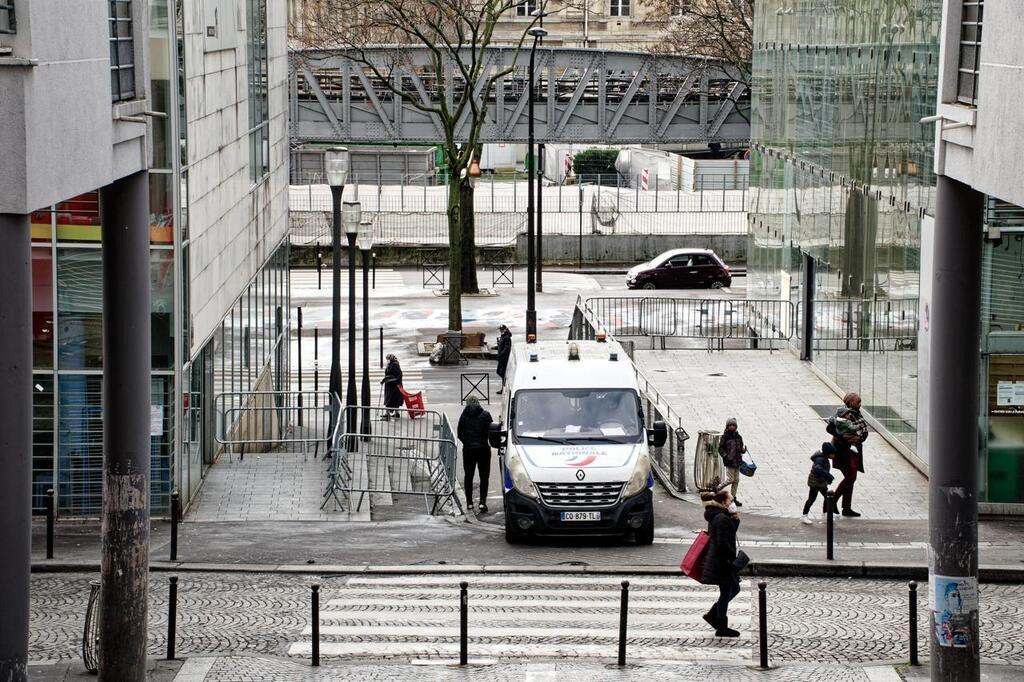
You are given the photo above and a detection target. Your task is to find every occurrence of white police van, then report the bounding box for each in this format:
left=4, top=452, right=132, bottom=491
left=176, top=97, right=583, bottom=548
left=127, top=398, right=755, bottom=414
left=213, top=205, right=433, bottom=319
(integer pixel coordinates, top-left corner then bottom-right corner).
left=488, top=336, right=667, bottom=544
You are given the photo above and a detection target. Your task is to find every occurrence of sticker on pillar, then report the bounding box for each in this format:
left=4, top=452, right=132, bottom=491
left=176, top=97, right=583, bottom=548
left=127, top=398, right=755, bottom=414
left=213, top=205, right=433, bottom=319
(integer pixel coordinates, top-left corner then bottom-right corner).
left=930, top=574, right=978, bottom=648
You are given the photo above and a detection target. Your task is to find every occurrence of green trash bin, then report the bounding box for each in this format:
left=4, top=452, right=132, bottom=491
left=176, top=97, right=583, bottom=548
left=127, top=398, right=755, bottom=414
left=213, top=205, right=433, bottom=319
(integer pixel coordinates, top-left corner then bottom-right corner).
left=987, top=444, right=1022, bottom=503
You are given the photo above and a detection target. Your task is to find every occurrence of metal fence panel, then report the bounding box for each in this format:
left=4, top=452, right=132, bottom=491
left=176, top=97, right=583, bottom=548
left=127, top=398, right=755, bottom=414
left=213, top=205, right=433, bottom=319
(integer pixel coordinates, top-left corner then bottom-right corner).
left=323, top=406, right=461, bottom=516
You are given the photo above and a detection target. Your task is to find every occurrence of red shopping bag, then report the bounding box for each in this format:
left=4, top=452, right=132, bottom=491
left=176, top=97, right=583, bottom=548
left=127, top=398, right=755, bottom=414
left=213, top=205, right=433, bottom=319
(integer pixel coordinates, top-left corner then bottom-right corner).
left=680, top=530, right=710, bottom=583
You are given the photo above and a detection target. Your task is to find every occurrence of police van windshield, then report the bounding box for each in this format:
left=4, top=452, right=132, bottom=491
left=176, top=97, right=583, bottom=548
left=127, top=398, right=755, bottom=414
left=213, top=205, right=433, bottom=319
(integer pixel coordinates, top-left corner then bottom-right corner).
left=512, top=389, right=643, bottom=443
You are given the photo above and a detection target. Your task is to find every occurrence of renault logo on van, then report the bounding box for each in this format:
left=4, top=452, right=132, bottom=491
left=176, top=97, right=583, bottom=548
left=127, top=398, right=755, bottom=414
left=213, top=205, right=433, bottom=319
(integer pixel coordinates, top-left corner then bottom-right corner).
left=575, top=469, right=586, bottom=481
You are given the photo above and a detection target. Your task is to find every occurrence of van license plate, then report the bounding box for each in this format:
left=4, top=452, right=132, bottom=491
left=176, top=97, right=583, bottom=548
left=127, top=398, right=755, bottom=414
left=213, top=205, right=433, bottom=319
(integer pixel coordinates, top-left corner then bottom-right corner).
left=561, top=511, right=601, bottom=521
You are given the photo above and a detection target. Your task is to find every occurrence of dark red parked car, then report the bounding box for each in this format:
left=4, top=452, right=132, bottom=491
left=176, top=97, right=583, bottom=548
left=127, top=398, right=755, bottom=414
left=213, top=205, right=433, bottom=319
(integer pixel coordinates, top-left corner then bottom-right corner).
left=626, top=248, right=732, bottom=289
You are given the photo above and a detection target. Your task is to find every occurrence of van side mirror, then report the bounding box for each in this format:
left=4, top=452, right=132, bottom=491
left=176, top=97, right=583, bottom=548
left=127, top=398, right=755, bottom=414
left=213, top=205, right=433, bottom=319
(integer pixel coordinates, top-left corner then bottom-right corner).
left=488, top=423, right=508, bottom=450
left=647, top=420, right=667, bottom=448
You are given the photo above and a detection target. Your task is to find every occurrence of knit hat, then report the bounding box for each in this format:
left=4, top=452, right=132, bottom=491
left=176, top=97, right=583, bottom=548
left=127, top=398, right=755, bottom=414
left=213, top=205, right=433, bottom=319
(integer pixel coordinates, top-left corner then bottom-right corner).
left=465, top=396, right=480, bottom=407
left=725, top=417, right=738, bottom=429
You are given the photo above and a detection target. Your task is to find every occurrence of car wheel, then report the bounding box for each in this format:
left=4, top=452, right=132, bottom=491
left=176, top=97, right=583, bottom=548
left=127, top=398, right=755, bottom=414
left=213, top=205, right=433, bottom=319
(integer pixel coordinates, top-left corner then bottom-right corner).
left=709, top=279, right=726, bottom=289
left=641, top=282, right=657, bottom=290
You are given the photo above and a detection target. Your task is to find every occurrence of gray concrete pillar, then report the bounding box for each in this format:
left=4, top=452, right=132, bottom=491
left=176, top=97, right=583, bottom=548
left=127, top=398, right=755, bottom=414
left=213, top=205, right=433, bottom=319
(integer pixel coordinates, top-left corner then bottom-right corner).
left=98, top=171, right=152, bottom=681
left=0, top=213, right=32, bottom=682
left=928, top=174, right=983, bottom=681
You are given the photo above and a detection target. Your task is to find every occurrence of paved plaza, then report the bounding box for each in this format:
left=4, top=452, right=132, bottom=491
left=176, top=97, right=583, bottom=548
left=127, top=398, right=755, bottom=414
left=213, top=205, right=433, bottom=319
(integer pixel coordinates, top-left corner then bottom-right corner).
left=633, top=350, right=928, bottom=521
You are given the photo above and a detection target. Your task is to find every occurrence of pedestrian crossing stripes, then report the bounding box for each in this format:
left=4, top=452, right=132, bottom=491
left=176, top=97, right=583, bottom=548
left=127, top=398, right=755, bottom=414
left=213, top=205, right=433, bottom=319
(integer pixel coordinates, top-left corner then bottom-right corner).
left=287, top=574, right=753, bottom=662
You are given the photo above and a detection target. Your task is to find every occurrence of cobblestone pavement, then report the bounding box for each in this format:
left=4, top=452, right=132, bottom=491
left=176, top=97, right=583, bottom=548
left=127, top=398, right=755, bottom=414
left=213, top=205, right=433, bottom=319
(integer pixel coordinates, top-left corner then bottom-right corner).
left=633, top=351, right=928, bottom=520
left=29, top=573, right=1024, bottom=668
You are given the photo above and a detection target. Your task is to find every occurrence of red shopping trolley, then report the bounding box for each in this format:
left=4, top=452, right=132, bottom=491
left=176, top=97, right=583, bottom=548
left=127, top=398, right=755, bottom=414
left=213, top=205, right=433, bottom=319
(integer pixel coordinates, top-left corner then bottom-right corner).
left=398, top=386, right=426, bottom=418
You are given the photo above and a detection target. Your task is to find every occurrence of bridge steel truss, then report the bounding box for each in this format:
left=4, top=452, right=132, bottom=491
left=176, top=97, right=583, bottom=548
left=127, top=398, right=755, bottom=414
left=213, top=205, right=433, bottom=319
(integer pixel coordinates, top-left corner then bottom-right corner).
left=289, top=46, right=750, bottom=145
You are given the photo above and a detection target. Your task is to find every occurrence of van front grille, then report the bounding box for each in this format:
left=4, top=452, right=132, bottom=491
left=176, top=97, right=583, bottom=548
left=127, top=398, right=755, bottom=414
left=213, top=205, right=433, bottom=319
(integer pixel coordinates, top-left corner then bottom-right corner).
left=536, top=481, right=624, bottom=508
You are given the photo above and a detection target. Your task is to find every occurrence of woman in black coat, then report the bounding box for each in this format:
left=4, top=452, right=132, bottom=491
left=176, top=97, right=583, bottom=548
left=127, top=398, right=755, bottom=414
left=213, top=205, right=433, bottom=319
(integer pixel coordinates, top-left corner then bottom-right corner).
left=380, top=354, right=404, bottom=419
left=701, top=488, right=741, bottom=637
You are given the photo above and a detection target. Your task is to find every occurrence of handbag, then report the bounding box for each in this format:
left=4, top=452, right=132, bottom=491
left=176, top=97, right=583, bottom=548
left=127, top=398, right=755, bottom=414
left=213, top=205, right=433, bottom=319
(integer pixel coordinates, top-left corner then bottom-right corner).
left=680, top=530, right=710, bottom=583
left=739, top=452, right=757, bottom=477
left=733, top=549, right=750, bottom=572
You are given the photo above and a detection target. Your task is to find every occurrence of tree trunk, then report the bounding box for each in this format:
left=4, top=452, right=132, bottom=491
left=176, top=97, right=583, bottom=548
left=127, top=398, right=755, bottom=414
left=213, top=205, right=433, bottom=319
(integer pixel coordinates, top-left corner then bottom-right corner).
left=447, top=178, right=463, bottom=331
left=460, top=178, right=479, bottom=294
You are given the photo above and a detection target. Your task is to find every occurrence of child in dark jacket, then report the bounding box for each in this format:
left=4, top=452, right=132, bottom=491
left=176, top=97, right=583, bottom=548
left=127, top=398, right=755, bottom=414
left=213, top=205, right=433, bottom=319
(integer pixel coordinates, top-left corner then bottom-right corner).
left=801, top=442, right=836, bottom=525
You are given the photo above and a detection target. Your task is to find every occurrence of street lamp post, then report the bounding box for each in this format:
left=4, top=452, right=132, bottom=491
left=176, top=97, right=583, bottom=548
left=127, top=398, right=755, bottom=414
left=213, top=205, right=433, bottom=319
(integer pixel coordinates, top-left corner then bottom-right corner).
left=525, top=26, right=547, bottom=339
left=342, top=201, right=362, bottom=447
left=357, top=222, right=374, bottom=439
left=325, top=148, right=349, bottom=438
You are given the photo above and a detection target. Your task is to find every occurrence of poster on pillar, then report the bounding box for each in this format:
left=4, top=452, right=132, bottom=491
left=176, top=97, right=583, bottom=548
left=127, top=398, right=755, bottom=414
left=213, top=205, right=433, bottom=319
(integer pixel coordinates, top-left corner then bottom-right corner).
left=929, top=573, right=978, bottom=648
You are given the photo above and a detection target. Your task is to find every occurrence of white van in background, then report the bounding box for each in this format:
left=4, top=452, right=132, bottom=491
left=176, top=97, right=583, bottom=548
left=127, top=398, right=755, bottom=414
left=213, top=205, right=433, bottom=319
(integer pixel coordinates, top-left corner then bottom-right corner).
left=488, top=337, right=667, bottom=544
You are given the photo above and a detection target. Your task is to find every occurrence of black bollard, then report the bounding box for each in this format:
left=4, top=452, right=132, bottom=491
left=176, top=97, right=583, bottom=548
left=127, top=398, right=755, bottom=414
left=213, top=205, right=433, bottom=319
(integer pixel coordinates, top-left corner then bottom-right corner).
left=459, top=581, right=468, bottom=665
left=167, top=576, right=178, bottom=660
left=314, top=328, right=320, bottom=392
left=617, top=580, right=629, bottom=666
left=45, top=488, right=54, bottom=559
left=379, top=327, right=384, bottom=369
left=311, top=584, right=320, bottom=666
left=372, top=252, right=377, bottom=289
left=909, top=580, right=919, bottom=666
left=758, top=581, right=769, bottom=669
left=825, top=491, right=835, bottom=560
left=170, top=490, right=180, bottom=561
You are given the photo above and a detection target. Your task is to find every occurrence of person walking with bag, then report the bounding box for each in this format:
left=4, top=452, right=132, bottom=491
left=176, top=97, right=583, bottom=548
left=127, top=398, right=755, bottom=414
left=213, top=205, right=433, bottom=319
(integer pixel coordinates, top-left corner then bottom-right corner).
left=827, top=413, right=865, bottom=517
left=718, top=418, right=747, bottom=507
left=701, top=489, right=744, bottom=637
left=380, top=354, right=404, bottom=420
left=457, top=396, right=493, bottom=514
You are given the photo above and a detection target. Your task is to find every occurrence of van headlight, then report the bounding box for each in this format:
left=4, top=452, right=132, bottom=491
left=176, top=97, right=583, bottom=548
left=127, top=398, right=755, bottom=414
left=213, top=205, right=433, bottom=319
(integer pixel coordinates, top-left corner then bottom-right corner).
left=622, top=451, right=652, bottom=498
left=506, top=450, right=538, bottom=499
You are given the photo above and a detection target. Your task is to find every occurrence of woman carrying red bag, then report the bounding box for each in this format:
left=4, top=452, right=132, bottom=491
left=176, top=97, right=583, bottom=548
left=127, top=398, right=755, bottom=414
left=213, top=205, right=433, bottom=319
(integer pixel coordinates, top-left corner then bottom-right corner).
left=700, top=488, right=742, bottom=638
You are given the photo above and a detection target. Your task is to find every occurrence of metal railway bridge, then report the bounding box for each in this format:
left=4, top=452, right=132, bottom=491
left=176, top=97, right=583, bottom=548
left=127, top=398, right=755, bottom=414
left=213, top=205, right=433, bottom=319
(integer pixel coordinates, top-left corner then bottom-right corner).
left=289, top=46, right=750, bottom=145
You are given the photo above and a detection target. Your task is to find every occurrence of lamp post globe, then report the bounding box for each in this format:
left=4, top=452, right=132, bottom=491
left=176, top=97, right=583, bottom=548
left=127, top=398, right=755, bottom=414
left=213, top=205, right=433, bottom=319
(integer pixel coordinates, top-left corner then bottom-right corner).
left=325, top=147, right=349, bottom=187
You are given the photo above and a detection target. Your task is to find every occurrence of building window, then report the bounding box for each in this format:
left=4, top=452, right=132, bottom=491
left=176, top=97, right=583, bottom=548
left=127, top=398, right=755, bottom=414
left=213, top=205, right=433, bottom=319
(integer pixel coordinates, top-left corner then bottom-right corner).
left=515, top=0, right=537, bottom=17
left=0, top=1, right=16, bottom=35
left=610, top=0, right=631, bottom=18
left=672, top=0, right=691, bottom=16
left=246, top=0, right=270, bottom=181
left=109, top=0, right=136, bottom=102
left=957, top=0, right=983, bottom=105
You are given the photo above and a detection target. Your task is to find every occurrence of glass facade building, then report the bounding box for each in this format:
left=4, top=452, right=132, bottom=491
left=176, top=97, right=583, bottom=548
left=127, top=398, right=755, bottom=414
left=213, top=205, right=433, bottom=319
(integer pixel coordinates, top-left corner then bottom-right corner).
left=29, top=0, right=289, bottom=517
left=747, top=0, right=941, bottom=455
left=748, top=0, right=1024, bottom=506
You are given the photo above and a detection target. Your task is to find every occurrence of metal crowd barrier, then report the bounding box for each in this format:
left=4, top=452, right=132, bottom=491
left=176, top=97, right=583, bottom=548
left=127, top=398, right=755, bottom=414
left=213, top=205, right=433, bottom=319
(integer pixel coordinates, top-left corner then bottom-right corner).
left=580, top=296, right=795, bottom=347
left=215, top=390, right=337, bottom=461
left=322, top=406, right=462, bottom=516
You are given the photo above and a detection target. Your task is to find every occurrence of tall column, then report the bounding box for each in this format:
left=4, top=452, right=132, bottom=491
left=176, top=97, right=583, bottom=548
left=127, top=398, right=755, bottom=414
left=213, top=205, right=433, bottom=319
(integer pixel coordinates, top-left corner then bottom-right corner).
left=536, top=143, right=544, bottom=293
left=928, top=175, right=983, bottom=681
left=0, top=213, right=32, bottom=682
left=99, top=171, right=152, bottom=681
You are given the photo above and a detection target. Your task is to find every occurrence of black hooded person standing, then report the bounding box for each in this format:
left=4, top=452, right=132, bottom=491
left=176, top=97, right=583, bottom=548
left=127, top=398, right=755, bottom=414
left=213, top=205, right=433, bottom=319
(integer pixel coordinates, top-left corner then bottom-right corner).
left=495, top=325, right=512, bottom=394
left=457, top=396, right=494, bottom=514
left=701, top=488, right=742, bottom=638
left=380, top=354, right=404, bottom=420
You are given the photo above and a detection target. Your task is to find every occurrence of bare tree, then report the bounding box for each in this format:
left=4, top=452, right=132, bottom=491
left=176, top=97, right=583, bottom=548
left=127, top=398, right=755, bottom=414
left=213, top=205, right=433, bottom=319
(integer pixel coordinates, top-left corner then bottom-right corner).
left=297, top=0, right=543, bottom=333
left=651, top=0, right=754, bottom=92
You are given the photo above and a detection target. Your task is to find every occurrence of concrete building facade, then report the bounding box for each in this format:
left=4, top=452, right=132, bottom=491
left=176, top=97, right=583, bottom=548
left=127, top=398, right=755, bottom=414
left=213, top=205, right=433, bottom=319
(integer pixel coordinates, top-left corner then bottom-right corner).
left=2, top=0, right=290, bottom=522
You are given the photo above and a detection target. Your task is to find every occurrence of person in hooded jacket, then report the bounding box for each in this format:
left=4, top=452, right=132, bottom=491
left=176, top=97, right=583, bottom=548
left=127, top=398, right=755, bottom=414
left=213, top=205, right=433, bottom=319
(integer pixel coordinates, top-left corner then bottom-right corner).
left=801, top=441, right=836, bottom=524
left=717, top=418, right=747, bottom=507
left=457, top=396, right=494, bottom=514
left=701, top=488, right=742, bottom=637
left=495, top=325, right=512, bottom=394
left=380, top=354, right=404, bottom=420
